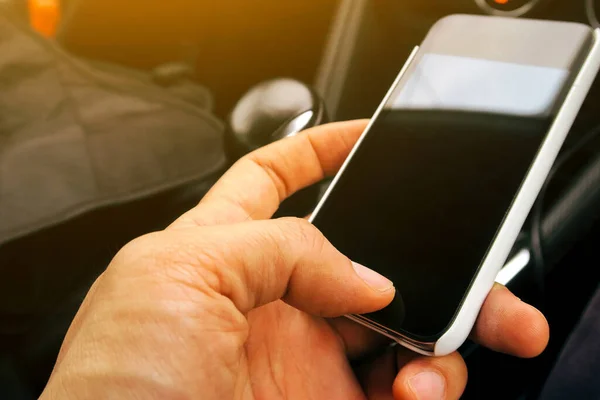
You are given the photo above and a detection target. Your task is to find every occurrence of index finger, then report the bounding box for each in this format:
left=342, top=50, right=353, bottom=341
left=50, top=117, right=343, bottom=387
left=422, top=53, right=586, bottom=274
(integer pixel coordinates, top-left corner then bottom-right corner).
left=170, top=119, right=368, bottom=228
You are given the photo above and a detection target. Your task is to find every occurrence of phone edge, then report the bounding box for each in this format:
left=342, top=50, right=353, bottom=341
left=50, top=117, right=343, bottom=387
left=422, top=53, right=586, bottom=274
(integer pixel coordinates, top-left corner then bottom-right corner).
left=309, top=45, right=420, bottom=223
left=435, top=27, right=600, bottom=356
left=309, top=46, right=439, bottom=356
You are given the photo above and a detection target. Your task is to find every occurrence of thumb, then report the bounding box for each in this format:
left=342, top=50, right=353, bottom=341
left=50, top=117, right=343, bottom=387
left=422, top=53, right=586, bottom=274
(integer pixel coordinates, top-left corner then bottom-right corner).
left=184, top=217, right=395, bottom=317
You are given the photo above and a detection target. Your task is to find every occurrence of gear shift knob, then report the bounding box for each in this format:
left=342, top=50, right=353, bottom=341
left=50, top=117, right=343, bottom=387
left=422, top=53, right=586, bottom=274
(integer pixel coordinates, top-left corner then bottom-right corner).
left=225, top=78, right=328, bottom=161
left=224, top=78, right=329, bottom=217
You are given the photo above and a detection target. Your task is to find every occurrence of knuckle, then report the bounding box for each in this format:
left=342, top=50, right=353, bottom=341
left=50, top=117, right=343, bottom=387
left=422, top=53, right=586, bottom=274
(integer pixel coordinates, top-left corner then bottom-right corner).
left=278, top=217, right=313, bottom=240
left=154, top=233, right=226, bottom=291
left=277, top=217, right=327, bottom=253
left=111, top=231, right=224, bottom=292
left=111, top=232, right=163, bottom=267
left=279, top=216, right=312, bottom=231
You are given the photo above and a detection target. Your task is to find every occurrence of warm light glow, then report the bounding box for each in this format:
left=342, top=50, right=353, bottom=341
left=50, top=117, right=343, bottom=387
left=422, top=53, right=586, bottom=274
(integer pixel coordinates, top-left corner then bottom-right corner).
left=28, top=0, right=60, bottom=38
left=494, top=0, right=510, bottom=4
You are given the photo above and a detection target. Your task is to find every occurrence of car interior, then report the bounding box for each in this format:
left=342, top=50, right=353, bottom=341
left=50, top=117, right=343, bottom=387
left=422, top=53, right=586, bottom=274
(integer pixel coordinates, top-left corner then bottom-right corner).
left=1, top=0, right=600, bottom=398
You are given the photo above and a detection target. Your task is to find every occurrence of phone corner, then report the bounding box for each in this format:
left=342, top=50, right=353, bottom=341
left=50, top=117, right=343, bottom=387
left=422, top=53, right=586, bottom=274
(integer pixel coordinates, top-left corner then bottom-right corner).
left=433, top=333, right=467, bottom=357
left=430, top=13, right=466, bottom=28
left=567, top=20, right=596, bottom=34
left=426, top=14, right=470, bottom=37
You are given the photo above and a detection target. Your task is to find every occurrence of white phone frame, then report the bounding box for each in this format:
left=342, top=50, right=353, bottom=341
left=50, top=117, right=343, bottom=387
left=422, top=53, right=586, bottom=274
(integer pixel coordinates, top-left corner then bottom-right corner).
left=309, top=25, right=600, bottom=357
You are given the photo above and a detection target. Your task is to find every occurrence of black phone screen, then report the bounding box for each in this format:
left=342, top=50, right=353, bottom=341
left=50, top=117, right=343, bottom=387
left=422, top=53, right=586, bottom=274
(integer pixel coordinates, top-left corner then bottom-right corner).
left=311, top=53, right=573, bottom=340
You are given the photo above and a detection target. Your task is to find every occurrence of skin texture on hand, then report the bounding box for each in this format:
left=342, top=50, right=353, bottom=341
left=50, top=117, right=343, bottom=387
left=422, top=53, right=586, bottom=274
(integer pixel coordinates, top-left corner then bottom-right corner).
left=40, top=120, right=549, bottom=400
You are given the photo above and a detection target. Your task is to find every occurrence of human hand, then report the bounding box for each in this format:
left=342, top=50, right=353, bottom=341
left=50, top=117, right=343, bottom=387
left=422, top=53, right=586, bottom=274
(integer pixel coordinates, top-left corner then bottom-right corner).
left=40, top=120, right=549, bottom=400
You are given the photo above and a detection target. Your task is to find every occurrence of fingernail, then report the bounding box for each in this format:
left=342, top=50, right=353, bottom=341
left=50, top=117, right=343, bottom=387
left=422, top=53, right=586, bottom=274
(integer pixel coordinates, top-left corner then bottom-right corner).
left=352, top=262, right=393, bottom=292
left=409, top=371, right=446, bottom=400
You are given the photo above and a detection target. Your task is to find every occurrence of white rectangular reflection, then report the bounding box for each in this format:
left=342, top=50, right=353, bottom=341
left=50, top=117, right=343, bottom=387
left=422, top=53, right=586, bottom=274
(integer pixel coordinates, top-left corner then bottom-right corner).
left=389, top=54, right=568, bottom=117
left=496, top=248, right=531, bottom=285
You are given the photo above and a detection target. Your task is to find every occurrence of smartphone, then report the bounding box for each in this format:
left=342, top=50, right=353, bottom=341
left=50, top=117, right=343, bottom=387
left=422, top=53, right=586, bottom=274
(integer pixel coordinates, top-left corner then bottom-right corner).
left=309, top=14, right=600, bottom=357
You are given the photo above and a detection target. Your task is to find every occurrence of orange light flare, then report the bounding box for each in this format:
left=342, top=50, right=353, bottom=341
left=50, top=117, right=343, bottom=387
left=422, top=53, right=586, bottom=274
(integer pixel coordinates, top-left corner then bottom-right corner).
left=28, top=0, right=61, bottom=38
